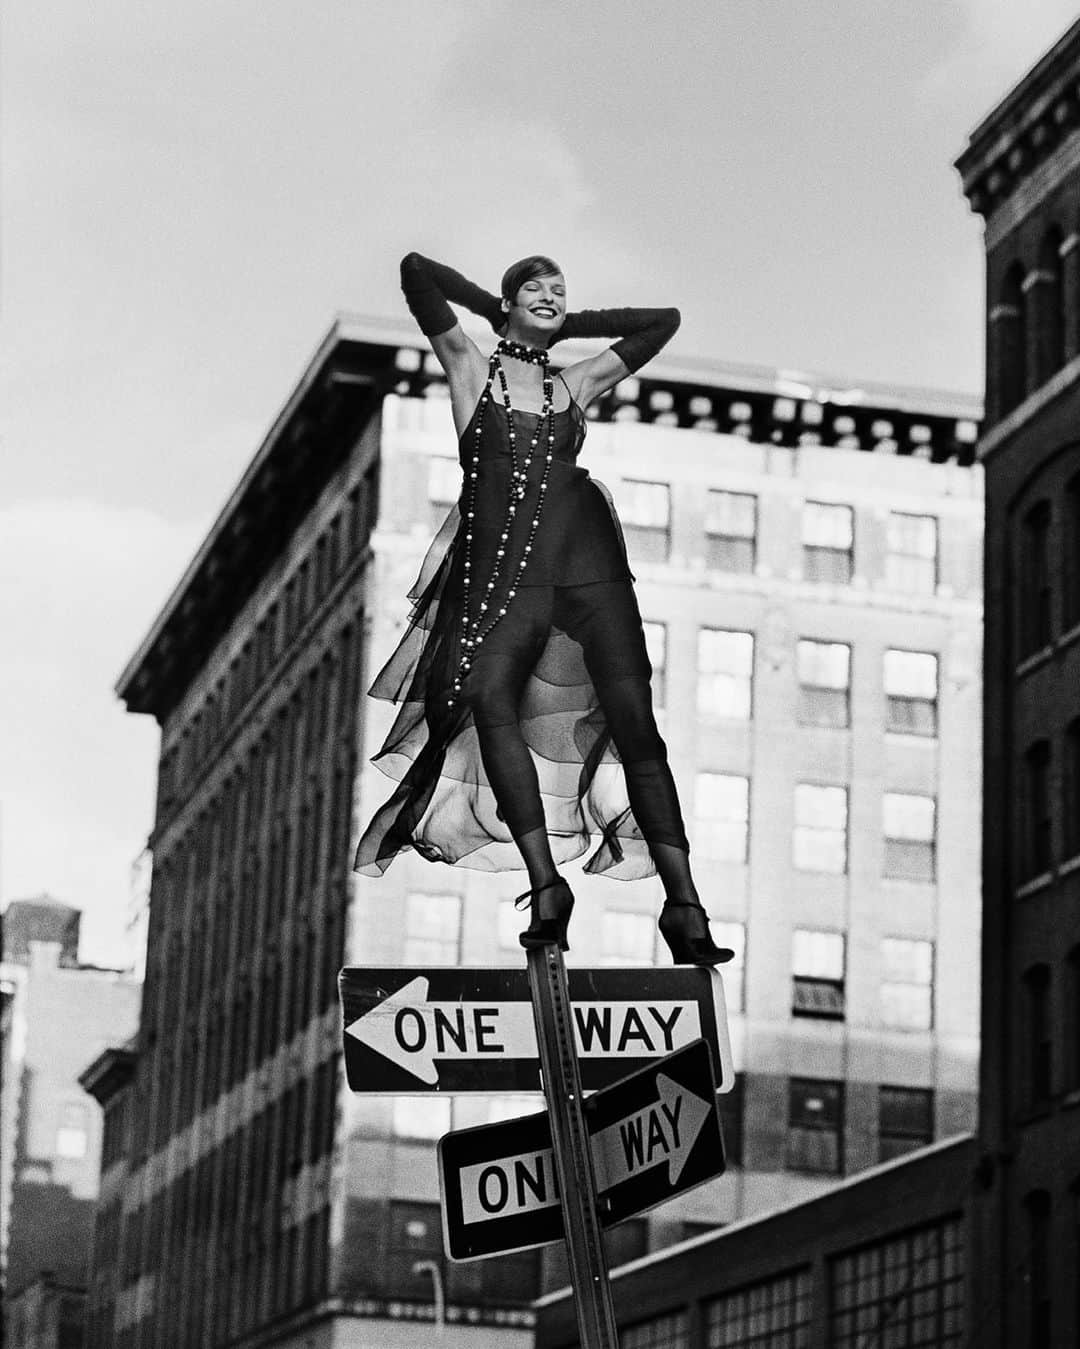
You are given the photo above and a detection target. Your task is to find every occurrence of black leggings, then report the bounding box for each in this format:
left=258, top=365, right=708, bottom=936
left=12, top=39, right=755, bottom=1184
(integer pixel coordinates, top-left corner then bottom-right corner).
left=458, top=582, right=689, bottom=852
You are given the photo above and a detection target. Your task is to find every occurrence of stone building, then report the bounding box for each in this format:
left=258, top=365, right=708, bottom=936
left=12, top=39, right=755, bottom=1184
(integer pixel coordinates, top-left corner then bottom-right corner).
left=955, top=16, right=1080, bottom=1348
left=0, top=899, right=140, bottom=1348
left=97, top=316, right=982, bottom=1345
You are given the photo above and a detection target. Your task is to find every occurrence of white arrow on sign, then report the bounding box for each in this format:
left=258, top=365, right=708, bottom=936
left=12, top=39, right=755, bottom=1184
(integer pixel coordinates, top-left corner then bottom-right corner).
left=345, top=977, right=703, bottom=1085
left=454, top=1074, right=712, bottom=1227
left=592, top=1073, right=711, bottom=1191
left=344, top=977, right=535, bottom=1085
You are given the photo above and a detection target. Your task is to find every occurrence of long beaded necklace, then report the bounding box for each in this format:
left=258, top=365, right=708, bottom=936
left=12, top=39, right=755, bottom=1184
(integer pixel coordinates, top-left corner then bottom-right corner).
left=449, top=339, right=557, bottom=706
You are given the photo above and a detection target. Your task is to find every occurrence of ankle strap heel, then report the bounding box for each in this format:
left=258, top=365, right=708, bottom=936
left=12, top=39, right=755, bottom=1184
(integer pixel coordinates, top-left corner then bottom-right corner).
left=516, top=879, right=575, bottom=951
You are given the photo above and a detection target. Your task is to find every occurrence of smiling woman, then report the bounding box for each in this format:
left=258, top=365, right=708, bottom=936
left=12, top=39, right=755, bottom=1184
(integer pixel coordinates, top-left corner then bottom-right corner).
left=354, top=249, right=731, bottom=969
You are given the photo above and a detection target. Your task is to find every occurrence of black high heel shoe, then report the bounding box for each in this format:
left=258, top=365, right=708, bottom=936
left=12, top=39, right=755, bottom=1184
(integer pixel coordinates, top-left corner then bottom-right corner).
left=658, top=900, right=734, bottom=967
left=516, top=879, right=575, bottom=951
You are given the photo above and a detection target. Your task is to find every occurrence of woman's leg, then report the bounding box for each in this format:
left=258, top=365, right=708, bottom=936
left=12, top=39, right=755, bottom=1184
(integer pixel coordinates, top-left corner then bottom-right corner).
left=458, top=596, right=560, bottom=892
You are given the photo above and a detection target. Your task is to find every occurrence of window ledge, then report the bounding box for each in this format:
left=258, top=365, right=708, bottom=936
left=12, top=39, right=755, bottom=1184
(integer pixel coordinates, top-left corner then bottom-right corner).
left=1014, top=1102, right=1054, bottom=1125
left=1015, top=872, right=1054, bottom=899
left=1060, top=853, right=1080, bottom=878
left=1057, top=621, right=1080, bottom=653
left=1015, top=645, right=1054, bottom=679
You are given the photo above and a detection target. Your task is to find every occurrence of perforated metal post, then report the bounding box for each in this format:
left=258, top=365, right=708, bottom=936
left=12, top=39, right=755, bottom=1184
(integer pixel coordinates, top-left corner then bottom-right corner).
left=526, top=944, right=620, bottom=1349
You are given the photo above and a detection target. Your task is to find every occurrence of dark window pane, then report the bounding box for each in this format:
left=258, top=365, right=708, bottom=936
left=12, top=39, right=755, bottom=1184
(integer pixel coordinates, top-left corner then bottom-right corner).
left=1019, top=501, right=1052, bottom=655
left=886, top=695, right=937, bottom=736
left=792, top=977, right=846, bottom=1019
left=804, top=545, right=853, bottom=584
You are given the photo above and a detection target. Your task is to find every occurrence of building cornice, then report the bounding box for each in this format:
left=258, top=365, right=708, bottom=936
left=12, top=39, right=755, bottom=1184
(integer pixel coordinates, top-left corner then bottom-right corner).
left=956, top=19, right=1080, bottom=221
left=115, top=320, right=400, bottom=722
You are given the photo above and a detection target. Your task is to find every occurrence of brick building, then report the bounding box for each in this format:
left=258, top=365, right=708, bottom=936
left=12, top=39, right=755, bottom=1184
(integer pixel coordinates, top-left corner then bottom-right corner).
left=955, top=17, right=1080, bottom=1347
left=97, top=316, right=982, bottom=1345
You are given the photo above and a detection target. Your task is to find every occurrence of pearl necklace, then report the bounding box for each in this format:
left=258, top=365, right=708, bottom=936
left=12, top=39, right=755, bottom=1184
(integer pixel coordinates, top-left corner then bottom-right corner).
left=449, top=349, right=557, bottom=706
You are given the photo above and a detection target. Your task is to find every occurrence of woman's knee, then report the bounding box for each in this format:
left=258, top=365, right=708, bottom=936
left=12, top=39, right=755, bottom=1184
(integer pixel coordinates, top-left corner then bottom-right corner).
left=460, top=669, right=519, bottom=727
left=597, top=676, right=667, bottom=762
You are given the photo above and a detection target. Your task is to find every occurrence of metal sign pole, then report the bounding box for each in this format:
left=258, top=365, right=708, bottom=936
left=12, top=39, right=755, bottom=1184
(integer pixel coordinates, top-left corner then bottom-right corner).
left=526, top=944, right=620, bottom=1349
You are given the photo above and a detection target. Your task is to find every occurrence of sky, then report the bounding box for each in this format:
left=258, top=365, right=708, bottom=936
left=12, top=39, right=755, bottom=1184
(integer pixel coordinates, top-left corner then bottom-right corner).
left=2, top=0, right=1078, bottom=965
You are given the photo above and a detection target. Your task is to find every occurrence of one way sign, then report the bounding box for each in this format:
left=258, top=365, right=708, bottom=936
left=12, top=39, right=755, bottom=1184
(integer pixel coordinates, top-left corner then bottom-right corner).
left=340, top=966, right=733, bottom=1095
left=438, top=1039, right=725, bottom=1261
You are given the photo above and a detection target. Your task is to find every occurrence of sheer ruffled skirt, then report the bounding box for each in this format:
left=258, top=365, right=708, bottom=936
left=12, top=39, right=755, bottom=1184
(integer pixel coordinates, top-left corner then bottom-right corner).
left=353, top=507, right=668, bottom=879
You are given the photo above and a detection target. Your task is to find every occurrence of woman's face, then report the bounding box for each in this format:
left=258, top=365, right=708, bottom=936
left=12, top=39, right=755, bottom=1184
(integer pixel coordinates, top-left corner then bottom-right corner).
left=508, top=272, right=567, bottom=338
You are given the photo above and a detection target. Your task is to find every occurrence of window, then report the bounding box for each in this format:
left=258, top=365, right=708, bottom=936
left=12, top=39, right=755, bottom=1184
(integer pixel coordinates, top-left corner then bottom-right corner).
left=997, top=261, right=1027, bottom=416
left=693, top=773, right=750, bottom=862
left=791, top=929, right=845, bottom=1019
left=1036, top=227, right=1066, bottom=384
left=1065, top=718, right=1080, bottom=859
left=883, top=792, right=936, bottom=882
left=1022, top=740, right=1052, bottom=880
left=1066, top=474, right=1080, bottom=629
left=427, top=456, right=460, bottom=529
left=1023, top=964, right=1052, bottom=1106
left=880, top=938, right=934, bottom=1031
left=622, top=1312, right=690, bottom=1349
left=387, top=1201, right=443, bottom=1296
left=392, top=1095, right=452, bottom=1141
left=787, top=1078, right=843, bottom=1174
left=697, top=629, right=754, bottom=720
left=796, top=640, right=850, bottom=728
left=427, top=455, right=459, bottom=505
left=1020, top=501, right=1052, bottom=656
left=829, top=1217, right=964, bottom=1348
left=643, top=620, right=667, bottom=707
left=601, top=909, right=655, bottom=966
left=716, top=1072, right=745, bottom=1167
left=884, top=649, right=938, bottom=736
left=704, top=1268, right=812, bottom=1348
left=1025, top=1191, right=1052, bottom=1348
left=619, top=479, right=671, bottom=562
left=802, top=502, right=853, bottom=584
left=878, top=1086, right=933, bottom=1162
left=886, top=513, right=937, bottom=594
left=495, top=897, right=523, bottom=964
left=1069, top=946, right=1080, bottom=1092
left=485, top=1094, right=544, bottom=1126
left=705, top=490, right=756, bottom=573
left=404, top=892, right=461, bottom=964
left=712, top=920, right=746, bottom=1013
left=793, top=784, right=847, bottom=874
left=55, top=1103, right=89, bottom=1159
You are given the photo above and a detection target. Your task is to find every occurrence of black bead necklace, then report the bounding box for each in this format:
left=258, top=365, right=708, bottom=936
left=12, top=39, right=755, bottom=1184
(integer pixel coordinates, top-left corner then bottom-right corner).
left=449, top=346, right=557, bottom=706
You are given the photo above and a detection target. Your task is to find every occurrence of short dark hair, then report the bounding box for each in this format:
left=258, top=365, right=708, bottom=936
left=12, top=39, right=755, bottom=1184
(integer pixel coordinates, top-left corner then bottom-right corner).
left=500, top=255, right=563, bottom=302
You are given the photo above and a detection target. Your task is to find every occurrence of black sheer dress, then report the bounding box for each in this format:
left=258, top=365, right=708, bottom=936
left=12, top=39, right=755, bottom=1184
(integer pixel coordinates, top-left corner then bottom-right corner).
left=353, top=371, right=689, bottom=880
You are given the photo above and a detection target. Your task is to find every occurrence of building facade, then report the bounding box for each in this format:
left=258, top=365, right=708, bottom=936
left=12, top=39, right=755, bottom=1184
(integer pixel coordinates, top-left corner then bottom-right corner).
left=99, top=317, right=982, bottom=1345
left=0, top=899, right=141, bottom=1347
left=534, top=1134, right=974, bottom=1349
left=956, top=18, right=1080, bottom=1348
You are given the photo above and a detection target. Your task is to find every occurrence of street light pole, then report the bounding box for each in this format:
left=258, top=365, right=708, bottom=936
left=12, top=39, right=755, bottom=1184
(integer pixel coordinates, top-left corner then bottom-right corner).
left=412, top=1258, right=445, bottom=1337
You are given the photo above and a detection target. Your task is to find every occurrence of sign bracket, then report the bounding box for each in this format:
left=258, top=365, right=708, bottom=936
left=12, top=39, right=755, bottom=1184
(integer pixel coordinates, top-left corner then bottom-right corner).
left=526, top=943, right=620, bottom=1349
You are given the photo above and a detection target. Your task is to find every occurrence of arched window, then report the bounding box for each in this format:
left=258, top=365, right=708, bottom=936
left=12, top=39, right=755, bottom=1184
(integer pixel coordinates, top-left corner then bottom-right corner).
left=1036, top=226, right=1067, bottom=384
left=997, top=261, right=1028, bottom=415
left=1021, top=964, right=1052, bottom=1105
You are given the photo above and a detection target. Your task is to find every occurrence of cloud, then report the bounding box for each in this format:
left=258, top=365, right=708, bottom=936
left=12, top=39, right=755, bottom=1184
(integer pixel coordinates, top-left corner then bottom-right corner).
left=0, top=499, right=199, bottom=966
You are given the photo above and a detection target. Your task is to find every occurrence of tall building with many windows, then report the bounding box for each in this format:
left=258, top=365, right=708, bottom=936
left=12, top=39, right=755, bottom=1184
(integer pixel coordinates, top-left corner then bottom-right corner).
left=98, top=317, right=982, bottom=1345
left=956, top=18, right=1080, bottom=1347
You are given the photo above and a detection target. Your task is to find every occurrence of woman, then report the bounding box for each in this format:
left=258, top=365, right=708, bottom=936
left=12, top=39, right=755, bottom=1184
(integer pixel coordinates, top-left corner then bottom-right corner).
left=354, top=251, right=731, bottom=966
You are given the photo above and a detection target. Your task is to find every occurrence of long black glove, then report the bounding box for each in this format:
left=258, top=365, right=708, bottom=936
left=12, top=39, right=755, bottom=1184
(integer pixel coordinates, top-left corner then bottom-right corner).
left=551, top=306, right=680, bottom=373
left=400, top=252, right=504, bottom=338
